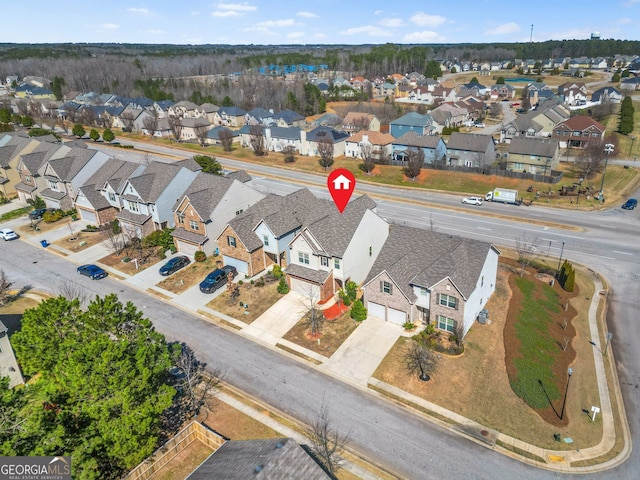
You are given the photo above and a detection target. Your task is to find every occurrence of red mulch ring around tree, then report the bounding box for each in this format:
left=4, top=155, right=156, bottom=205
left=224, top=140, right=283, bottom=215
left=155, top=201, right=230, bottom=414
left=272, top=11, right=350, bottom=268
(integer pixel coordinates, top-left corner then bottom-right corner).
left=323, top=303, right=350, bottom=321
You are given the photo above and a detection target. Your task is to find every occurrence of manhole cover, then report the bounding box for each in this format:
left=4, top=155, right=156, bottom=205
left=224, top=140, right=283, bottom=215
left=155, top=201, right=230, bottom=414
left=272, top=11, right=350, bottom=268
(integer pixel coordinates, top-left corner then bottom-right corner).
left=481, top=430, right=489, bottom=437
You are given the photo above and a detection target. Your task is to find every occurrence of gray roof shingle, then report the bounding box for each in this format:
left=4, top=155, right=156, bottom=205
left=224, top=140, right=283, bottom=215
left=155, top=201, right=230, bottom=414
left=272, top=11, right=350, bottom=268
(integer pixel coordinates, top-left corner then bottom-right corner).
left=447, top=132, right=494, bottom=153
left=127, top=162, right=184, bottom=203
left=508, top=137, right=558, bottom=157
left=394, top=131, right=443, bottom=149
left=365, top=225, right=495, bottom=301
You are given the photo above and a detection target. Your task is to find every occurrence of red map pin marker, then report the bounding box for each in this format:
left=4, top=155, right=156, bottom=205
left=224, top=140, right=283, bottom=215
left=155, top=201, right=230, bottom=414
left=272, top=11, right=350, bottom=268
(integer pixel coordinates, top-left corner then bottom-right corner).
left=327, top=168, right=356, bottom=213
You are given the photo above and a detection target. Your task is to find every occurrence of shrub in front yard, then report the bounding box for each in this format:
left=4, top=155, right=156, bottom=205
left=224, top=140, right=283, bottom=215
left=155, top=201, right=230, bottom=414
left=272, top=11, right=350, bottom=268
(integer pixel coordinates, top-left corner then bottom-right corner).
left=345, top=280, right=358, bottom=301
left=338, top=289, right=351, bottom=306
left=43, top=209, right=64, bottom=223
left=350, top=300, right=367, bottom=321
left=156, top=247, right=167, bottom=259
left=194, top=251, right=206, bottom=262
left=277, top=278, right=289, bottom=294
left=142, top=228, right=175, bottom=251
left=272, top=265, right=283, bottom=279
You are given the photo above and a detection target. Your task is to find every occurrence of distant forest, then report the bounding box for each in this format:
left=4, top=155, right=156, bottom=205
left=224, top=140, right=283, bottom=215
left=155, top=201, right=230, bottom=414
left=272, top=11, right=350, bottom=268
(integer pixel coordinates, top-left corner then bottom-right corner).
left=0, top=40, right=637, bottom=113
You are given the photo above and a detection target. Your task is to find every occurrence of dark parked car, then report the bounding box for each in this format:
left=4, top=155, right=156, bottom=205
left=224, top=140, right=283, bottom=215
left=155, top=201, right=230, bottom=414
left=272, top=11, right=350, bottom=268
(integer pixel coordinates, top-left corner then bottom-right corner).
left=621, top=198, right=637, bottom=210
left=29, top=208, right=52, bottom=220
left=199, top=265, right=237, bottom=294
left=77, top=264, right=108, bottom=280
left=159, top=255, right=190, bottom=276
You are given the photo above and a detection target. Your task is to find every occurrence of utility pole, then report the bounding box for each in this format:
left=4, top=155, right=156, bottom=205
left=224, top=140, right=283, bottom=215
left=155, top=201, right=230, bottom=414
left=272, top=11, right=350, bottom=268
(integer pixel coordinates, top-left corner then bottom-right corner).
left=530, top=25, right=534, bottom=43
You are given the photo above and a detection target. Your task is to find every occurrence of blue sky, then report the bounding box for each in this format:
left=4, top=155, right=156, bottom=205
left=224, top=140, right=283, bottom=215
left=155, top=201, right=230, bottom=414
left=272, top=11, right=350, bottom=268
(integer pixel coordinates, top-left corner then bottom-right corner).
left=5, top=1, right=640, bottom=44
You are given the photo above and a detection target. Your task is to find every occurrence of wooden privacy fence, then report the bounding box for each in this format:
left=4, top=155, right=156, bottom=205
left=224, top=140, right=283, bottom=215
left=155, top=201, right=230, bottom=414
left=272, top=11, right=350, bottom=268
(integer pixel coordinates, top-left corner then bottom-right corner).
left=122, top=421, right=225, bottom=480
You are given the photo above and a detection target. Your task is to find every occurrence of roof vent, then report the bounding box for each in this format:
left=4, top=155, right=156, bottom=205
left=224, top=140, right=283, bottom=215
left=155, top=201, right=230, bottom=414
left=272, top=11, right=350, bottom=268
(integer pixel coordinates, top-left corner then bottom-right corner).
left=254, top=465, right=263, bottom=474
left=275, top=442, right=283, bottom=449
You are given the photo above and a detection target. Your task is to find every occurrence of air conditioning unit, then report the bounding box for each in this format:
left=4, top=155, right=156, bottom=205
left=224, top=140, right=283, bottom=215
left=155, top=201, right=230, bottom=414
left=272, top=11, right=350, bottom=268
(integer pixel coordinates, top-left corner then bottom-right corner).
left=478, top=309, right=488, bottom=325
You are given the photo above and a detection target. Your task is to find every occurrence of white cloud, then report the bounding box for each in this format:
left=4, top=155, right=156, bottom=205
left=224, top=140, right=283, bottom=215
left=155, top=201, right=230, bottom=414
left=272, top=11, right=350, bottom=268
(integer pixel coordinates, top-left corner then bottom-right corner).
left=403, top=30, right=443, bottom=42
left=617, top=17, right=632, bottom=24
left=340, top=25, right=393, bottom=37
left=314, top=32, right=327, bottom=39
left=297, top=11, right=318, bottom=18
left=255, top=19, right=295, bottom=28
left=127, top=7, right=149, bottom=15
left=287, top=32, right=305, bottom=38
left=147, top=29, right=164, bottom=34
left=486, top=22, right=520, bottom=35
left=217, top=2, right=257, bottom=12
left=410, top=12, right=446, bottom=28
left=378, top=18, right=403, bottom=28
left=100, top=23, right=119, bottom=30
left=212, top=10, right=240, bottom=17
left=374, top=10, right=383, bottom=15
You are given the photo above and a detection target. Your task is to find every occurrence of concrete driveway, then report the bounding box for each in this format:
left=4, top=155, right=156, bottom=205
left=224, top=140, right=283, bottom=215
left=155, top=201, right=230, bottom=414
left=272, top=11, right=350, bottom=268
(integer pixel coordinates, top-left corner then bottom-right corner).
left=241, top=291, right=307, bottom=345
left=322, top=316, right=403, bottom=386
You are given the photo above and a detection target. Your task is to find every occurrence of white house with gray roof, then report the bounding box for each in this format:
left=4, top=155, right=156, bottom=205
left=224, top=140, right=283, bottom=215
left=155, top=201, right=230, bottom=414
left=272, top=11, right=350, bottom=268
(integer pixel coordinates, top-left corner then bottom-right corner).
left=363, top=225, right=499, bottom=333
left=507, top=137, right=559, bottom=174
left=446, top=132, right=497, bottom=168
left=0, top=320, right=24, bottom=388
left=285, top=194, right=388, bottom=302
left=116, top=161, right=200, bottom=238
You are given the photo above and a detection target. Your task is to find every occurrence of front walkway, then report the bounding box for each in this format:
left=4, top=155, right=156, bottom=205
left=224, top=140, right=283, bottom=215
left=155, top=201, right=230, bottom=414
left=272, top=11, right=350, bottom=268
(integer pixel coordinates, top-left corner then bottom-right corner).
left=322, top=316, right=404, bottom=386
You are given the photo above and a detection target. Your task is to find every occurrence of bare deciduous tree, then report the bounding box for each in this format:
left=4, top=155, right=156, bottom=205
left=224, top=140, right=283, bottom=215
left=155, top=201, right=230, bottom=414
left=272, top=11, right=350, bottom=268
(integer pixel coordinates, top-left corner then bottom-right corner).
left=307, top=399, right=351, bottom=475
left=317, top=136, right=334, bottom=171
left=0, top=270, right=13, bottom=306
left=300, top=286, right=323, bottom=337
left=404, top=339, right=439, bottom=381
left=282, top=145, right=296, bottom=163
left=120, top=111, right=136, bottom=132
left=249, top=124, right=265, bottom=156
left=171, top=342, right=223, bottom=416
left=514, top=234, right=540, bottom=276
left=168, top=116, right=183, bottom=143
left=194, top=123, right=210, bottom=147
left=403, top=146, right=424, bottom=181
left=142, top=110, right=159, bottom=137
left=106, top=228, right=126, bottom=255
left=360, top=141, right=376, bottom=174
left=218, top=128, right=234, bottom=152
left=80, top=108, right=97, bottom=127
left=57, top=278, right=89, bottom=306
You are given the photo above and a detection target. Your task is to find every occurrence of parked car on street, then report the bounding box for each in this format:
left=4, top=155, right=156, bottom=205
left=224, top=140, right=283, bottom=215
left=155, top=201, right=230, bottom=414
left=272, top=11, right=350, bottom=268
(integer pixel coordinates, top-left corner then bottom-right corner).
left=77, top=264, right=108, bottom=280
left=159, top=255, right=190, bottom=276
left=199, top=265, right=238, bottom=294
left=621, top=198, right=637, bottom=210
left=0, top=228, right=19, bottom=241
left=462, top=196, right=483, bottom=206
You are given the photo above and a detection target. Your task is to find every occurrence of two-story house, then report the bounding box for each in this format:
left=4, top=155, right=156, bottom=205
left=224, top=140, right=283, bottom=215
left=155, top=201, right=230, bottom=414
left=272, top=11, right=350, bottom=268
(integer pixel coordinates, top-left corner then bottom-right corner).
left=264, top=127, right=307, bottom=154
left=344, top=130, right=395, bottom=161
left=392, top=131, right=447, bottom=165
left=0, top=132, right=41, bottom=198
left=74, top=158, right=143, bottom=225
left=389, top=112, right=434, bottom=138
left=557, top=82, right=589, bottom=106
left=216, top=189, right=327, bottom=277
left=341, top=112, right=380, bottom=133
left=214, top=106, right=247, bottom=127
left=507, top=137, right=559, bottom=175
left=171, top=172, right=265, bottom=256
left=39, top=148, right=111, bottom=210
left=306, top=127, right=349, bottom=157
left=446, top=132, right=497, bottom=168
left=245, top=107, right=275, bottom=126
left=363, top=225, right=499, bottom=335
left=285, top=194, right=388, bottom=302
left=14, top=141, right=71, bottom=204
left=273, top=110, right=305, bottom=128
left=116, top=161, right=200, bottom=238
left=552, top=116, right=606, bottom=149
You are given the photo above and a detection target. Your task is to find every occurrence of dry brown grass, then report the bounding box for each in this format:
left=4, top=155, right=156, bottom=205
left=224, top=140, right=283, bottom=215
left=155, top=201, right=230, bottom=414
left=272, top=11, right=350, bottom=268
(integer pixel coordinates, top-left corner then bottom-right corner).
left=52, top=230, right=106, bottom=252
left=98, top=248, right=162, bottom=275
left=373, top=259, right=602, bottom=450
left=156, top=256, right=222, bottom=294
left=16, top=217, right=69, bottom=236
left=0, top=296, right=40, bottom=315
left=282, top=311, right=360, bottom=357
left=206, top=281, right=283, bottom=323
left=148, top=440, right=213, bottom=480
left=200, top=397, right=280, bottom=440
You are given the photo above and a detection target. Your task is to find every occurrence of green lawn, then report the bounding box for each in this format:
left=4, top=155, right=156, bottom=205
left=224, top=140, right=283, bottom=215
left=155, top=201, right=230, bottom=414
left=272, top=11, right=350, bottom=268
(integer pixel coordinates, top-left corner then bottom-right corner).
left=509, top=276, right=562, bottom=408
left=0, top=206, right=30, bottom=221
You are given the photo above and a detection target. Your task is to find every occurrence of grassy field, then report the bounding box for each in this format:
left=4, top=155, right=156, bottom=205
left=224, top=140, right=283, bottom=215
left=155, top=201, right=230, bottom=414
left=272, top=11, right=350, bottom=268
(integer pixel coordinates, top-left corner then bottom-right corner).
left=206, top=281, right=283, bottom=323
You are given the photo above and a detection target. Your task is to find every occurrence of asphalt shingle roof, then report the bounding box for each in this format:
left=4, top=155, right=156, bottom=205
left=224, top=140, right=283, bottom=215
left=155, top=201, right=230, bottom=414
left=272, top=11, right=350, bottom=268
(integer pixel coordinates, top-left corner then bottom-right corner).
left=447, top=132, right=494, bottom=153
left=177, top=171, right=235, bottom=219
left=390, top=112, right=433, bottom=128
left=508, top=137, right=558, bottom=157
left=127, top=161, right=184, bottom=203
left=365, top=225, right=495, bottom=302
left=394, top=131, right=443, bottom=149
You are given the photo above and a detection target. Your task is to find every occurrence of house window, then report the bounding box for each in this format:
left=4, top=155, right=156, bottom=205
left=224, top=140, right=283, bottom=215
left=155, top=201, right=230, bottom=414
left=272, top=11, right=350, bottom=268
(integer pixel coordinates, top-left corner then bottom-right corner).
left=369, top=246, right=372, bottom=257
left=419, top=287, right=428, bottom=296
left=236, top=209, right=243, bottom=215
left=299, top=252, right=309, bottom=265
left=481, top=275, right=484, bottom=287
left=263, top=235, right=269, bottom=246
left=108, top=192, right=116, bottom=202
left=189, top=220, right=199, bottom=231
left=321, top=257, right=329, bottom=267
left=48, top=180, right=57, bottom=190
left=439, top=293, right=457, bottom=309
left=227, top=236, right=236, bottom=247
left=129, top=201, right=139, bottom=213
left=25, top=175, right=31, bottom=183
left=381, top=281, right=392, bottom=294
left=177, top=214, right=184, bottom=225
left=334, top=258, right=340, bottom=269
left=437, top=315, right=456, bottom=333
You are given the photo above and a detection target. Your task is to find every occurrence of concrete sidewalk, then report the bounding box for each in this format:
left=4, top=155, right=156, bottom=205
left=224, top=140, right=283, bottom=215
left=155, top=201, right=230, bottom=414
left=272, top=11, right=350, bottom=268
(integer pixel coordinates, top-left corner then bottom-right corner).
left=241, top=291, right=307, bottom=345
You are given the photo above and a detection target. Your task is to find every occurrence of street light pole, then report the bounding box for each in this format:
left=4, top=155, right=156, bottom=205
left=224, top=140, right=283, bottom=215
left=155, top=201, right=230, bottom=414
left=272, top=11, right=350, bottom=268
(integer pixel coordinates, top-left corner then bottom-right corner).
left=599, top=143, right=615, bottom=201
left=556, top=240, right=565, bottom=276
left=560, top=367, right=573, bottom=420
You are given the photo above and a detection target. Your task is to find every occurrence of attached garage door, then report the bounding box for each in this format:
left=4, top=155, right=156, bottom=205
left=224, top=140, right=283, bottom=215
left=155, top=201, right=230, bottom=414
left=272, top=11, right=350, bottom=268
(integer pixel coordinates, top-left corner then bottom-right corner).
left=176, top=240, right=200, bottom=257
left=223, top=256, right=248, bottom=275
left=289, top=277, right=319, bottom=299
left=77, top=208, right=97, bottom=224
left=368, top=302, right=386, bottom=320
left=388, top=307, right=407, bottom=325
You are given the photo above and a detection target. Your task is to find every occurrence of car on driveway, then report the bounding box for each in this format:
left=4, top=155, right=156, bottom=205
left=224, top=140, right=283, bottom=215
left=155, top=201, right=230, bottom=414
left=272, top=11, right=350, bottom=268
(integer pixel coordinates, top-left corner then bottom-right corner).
left=621, top=198, right=637, bottom=210
left=159, top=255, right=190, bottom=276
left=0, top=228, right=19, bottom=241
left=77, top=264, right=108, bottom=280
left=462, top=196, right=483, bottom=206
left=474, top=122, right=486, bottom=128
left=29, top=208, right=52, bottom=220
left=199, top=265, right=238, bottom=294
